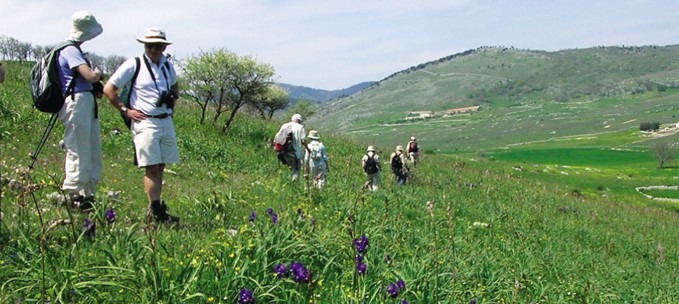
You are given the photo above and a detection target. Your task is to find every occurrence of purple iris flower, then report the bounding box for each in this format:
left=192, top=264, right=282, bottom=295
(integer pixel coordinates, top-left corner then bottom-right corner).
left=83, top=218, right=95, bottom=237
left=356, top=262, right=367, bottom=275
left=248, top=211, right=256, bottom=223
left=289, top=262, right=310, bottom=283
left=396, top=280, right=405, bottom=290
left=399, top=299, right=409, bottom=304
left=270, top=213, right=278, bottom=224
left=468, top=300, right=477, bottom=304
left=274, top=264, right=288, bottom=278
left=353, top=235, right=369, bottom=254
left=237, top=288, right=254, bottom=303
left=354, top=255, right=363, bottom=265
left=105, top=209, right=115, bottom=224
left=386, top=283, right=399, bottom=298
left=266, top=208, right=274, bottom=216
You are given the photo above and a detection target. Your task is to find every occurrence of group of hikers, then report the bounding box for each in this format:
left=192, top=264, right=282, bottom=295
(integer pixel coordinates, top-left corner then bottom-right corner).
left=31, top=10, right=422, bottom=227
left=275, top=115, right=421, bottom=191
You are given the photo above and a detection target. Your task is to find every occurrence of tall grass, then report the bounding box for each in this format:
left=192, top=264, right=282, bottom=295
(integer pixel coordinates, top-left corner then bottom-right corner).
left=1, top=62, right=678, bottom=302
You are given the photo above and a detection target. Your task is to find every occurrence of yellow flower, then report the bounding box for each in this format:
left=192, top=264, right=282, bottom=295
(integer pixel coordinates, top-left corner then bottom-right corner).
left=208, top=297, right=214, bottom=302
left=229, top=253, right=235, bottom=258
left=234, top=266, right=241, bottom=272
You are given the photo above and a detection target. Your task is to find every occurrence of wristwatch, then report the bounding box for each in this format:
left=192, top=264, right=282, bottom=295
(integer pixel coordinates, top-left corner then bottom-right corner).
left=120, top=106, right=128, bottom=113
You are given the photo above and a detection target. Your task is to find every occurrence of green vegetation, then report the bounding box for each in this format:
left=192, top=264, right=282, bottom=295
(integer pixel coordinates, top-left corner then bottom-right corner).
left=2, top=61, right=679, bottom=303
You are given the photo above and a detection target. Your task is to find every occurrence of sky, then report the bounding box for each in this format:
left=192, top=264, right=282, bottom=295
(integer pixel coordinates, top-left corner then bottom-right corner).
left=2, top=0, right=677, bottom=90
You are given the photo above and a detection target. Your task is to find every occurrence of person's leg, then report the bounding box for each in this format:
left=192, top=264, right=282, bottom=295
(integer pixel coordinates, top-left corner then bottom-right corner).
left=144, top=164, right=165, bottom=203
left=59, top=93, right=95, bottom=207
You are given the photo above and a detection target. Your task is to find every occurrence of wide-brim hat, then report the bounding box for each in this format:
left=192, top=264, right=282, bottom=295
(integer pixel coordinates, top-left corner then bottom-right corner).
left=396, top=145, right=404, bottom=151
left=136, top=28, right=173, bottom=44
left=291, top=113, right=303, bottom=123
left=308, top=130, right=320, bottom=140
left=410, top=136, right=416, bottom=141
left=367, top=146, right=375, bottom=152
left=69, top=11, right=103, bottom=42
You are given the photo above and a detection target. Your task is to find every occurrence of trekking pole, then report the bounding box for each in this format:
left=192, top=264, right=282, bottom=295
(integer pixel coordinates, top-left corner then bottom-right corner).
left=29, top=112, right=59, bottom=170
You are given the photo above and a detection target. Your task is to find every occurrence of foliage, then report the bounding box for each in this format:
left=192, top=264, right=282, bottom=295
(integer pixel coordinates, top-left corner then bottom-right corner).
left=1, top=62, right=679, bottom=303
left=650, top=139, right=678, bottom=168
left=639, top=122, right=661, bottom=131
left=286, top=99, right=316, bottom=121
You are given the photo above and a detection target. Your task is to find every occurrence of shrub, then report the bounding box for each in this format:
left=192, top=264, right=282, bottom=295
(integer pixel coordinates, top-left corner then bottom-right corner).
left=639, top=122, right=661, bottom=131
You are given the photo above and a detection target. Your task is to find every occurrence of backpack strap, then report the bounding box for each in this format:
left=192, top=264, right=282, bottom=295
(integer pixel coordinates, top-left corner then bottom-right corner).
left=126, top=57, right=141, bottom=106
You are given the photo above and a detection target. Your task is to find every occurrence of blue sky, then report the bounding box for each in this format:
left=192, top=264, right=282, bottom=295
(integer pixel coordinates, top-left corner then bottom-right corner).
left=2, top=0, right=677, bottom=90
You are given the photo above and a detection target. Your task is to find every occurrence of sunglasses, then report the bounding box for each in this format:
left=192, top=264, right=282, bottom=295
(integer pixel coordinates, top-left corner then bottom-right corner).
left=145, top=43, right=167, bottom=50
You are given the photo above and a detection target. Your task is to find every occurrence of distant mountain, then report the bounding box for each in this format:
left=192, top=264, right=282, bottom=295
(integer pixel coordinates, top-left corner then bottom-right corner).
left=309, top=45, right=679, bottom=152
left=277, top=82, right=376, bottom=103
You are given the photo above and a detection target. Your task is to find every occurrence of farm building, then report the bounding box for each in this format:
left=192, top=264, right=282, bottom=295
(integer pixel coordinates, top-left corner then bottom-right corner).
left=405, top=111, right=435, bottom=120
left=444, top=106, right=480, bottom=115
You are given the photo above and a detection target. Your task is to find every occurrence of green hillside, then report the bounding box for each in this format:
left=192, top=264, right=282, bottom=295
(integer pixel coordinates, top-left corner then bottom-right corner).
left=1, top=61, right=679, bottom=303
left=311, top=46, right=679, bottom=152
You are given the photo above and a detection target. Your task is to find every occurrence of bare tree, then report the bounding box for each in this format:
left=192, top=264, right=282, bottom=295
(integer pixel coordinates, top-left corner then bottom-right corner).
left=104, top=55, right=127, bottom=75
left=650, top=139, right=677, bottom=168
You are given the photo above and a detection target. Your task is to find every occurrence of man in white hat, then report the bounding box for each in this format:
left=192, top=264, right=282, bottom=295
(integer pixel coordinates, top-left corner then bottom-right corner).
left=57, top=11, right=104, bottom=210
left=304, top=130, right=328, bottom=189
left=104, top=28, right=180, bottom=224
left=275, top=114, right=307, bottom=181
left=390, top=145, right=408, bottom=185
left=361, top=146, right=381, bottom=191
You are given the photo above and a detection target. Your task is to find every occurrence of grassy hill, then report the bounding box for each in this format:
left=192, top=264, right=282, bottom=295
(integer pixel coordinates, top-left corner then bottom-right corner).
left=1, top=61, right=679, bottom=303
left=277, top=81, right=376, bottom=103
left=310, top=45, right=679, bottom=152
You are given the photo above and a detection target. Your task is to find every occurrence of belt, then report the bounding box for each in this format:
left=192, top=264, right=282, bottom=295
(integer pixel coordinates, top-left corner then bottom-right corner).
left=146, top=113, right=171, bottom=119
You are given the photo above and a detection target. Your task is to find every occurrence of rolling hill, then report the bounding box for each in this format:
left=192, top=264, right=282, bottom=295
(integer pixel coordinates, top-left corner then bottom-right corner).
left=277, top=81, right=375, bottom=102
left=309, top=45, right=679, bottom=152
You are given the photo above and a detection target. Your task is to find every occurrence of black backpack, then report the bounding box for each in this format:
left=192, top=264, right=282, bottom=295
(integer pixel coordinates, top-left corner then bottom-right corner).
left=364, top=154, right=379, bottom=174
left=391, top=154, right=403, bottom=173
left=409, top=142, right=419, bottom=153
left=29, top=41, right=78, bottom=113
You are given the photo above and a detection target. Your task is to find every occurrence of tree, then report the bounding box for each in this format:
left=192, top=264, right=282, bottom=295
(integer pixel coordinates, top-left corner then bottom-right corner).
left=104, top=55, right=127, bottom=75
left=181, top=48, right=275, bottom=129
left=286, top=99, right=316, bottom=121
left=650, top=139, right=677, bottom=168
left=248, top=85, right=290, bottom=119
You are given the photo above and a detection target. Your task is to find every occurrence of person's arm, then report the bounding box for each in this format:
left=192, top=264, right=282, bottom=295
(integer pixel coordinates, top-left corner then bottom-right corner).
left=76, top=64, right=102, bottom=83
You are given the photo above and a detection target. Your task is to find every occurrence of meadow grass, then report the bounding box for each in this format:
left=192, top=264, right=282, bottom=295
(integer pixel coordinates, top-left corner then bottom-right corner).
left=1, top=62, right=679, bottom=303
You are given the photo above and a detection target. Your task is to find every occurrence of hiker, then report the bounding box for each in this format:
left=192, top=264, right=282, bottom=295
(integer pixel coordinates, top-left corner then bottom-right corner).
left=390, top=145, right=408, bottom=185
left=361, top=146, right=381, bottom=191
left=57, top=11, right=104, bottom=210
left=304, top=130, right=328, bottom=189
left=405, top=136, right=420, bottom=167
left=275, top=114, right=306, bottom=181
left=0, top=62, right=5, bottom=84
left=103, top=28, right=180, bottom=224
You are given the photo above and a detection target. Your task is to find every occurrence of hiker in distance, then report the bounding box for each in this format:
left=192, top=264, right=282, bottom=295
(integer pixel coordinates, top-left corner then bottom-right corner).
left=361, top=146, right=381, bottom=191
left=304, top=130, right=329, bottom=189
left=405, top=136, right=420, bottom=167
left=0, top=62, right=5, bottom=84
left=390, top=145, right=409, bottom=185
left=275, top=114, right=307, bottom=181
left=103, top=28, right=180, bottom=224
left=57, top=11, right=104, bottom=210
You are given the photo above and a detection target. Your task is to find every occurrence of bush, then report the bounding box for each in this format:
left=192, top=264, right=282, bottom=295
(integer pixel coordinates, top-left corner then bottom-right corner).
left=639, top=122, right=661, bottom=131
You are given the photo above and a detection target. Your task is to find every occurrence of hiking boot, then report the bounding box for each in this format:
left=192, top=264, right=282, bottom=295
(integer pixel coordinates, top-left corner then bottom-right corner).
left=69, top=194, right=94, bottom=212
left=149, top=200, right=180, bottom=224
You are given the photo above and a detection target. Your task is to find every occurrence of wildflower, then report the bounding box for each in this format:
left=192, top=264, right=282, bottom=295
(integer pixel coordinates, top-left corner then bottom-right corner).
left=354, top=255, right=363, bottom=265
left=266, top=208, right=274, bottom=216
left=274, top=263, right=288, bottom=278
left=353, top=235, right=369, bottom=254
left=270, top=213, right=278, bottom=224
left=399, top=299, right=408, bottom=304
left=468, top=300, right=477, bottom=304
left=290, top=262, right=310, bottom=283
left=248, top=211, right=256, bottom=223
left=105, top=209, right=115, bottom=224
left=356, top=262, right=367, bottom=275
left=386, top=283, right=399, bottom=298
left=396, top=280, right=405, bottom=290
left=237, top=288, right=254, bottom=304
left=83, top=218, right=95, bottom=237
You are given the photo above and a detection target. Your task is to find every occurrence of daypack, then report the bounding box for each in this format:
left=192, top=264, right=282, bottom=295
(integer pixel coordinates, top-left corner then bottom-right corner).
left=273, top=124, right=294, bottom=153
left=409, top=142, right=419, bottom=153
left=391, top=153, right=403, bottom=173
left=308, top=142, right=323, bottom=161
left=29, top=41, right=77, bottom=113
left=364, top=154, right=379, bottom=174
left=119, top=57, right=141, bottom=129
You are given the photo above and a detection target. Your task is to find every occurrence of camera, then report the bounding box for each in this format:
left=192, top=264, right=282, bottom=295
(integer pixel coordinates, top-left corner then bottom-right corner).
left=155, top=91, right=178, bottom=109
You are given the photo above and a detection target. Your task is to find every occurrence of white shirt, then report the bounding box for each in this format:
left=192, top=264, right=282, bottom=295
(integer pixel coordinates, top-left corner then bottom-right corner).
left=108, top=54, right=177, bottom=116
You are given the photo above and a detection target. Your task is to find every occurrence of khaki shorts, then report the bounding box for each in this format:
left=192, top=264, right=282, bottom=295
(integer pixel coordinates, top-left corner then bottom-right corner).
left=131, top=117, right=180, bottom=167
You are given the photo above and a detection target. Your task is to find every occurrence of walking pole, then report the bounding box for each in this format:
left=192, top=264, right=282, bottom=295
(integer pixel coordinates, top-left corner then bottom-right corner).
left=29, top=112, right=59, bottom=170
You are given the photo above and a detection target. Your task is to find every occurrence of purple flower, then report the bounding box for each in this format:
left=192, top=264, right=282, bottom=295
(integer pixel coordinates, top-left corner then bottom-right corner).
left=270, top=213, right=278, bottom=224
left=468, top=300, right=477, bottom=304
left=399, top=299, right=409, bottom=304
left=266, top=208, right=274, bottom=216
left=386, top=283, right=399, bottom=298
left=353, top=235, right=369, bottom=254
left=83, top=218, right=95, bottom=237
left=356, top=262, right=367, bottom=275
left=396, top=280, right=405, bottom=290
left=273, top=264, right=288, bottom=278
left=354, top=255, right=363, bottom=265
left=289, top=262, right=310, bottom=283
left=105, top=209, right=115, bottom=224
left=248, top=211, right=256, bottom=223
left=237, top=288, right=254, bottom=303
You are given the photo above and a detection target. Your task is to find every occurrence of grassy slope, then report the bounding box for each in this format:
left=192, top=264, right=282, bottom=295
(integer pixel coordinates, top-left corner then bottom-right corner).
left=1, top=62, right=679, bottom=303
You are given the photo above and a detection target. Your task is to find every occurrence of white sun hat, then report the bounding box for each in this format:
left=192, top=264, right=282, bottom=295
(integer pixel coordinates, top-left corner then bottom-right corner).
left=136, top=28, right=173, bottom=44
left=69, top=11, right=103, bottom=42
